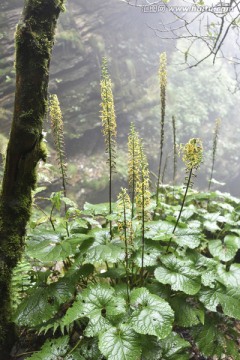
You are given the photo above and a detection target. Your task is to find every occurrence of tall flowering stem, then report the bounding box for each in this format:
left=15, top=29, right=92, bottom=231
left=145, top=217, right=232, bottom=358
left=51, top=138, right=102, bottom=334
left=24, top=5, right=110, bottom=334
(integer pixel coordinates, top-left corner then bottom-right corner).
left=209, top=118, right=221, bottom=191
left=172, top=115, right=177, bottom=185
left=128, top=123, right=141, bottom=219
left=156, top=52, right=167, bottom=207
left=100, top=58, right=117, bottom=238
left=117, top=188, right=132, bottom=302
left=49, top=94, right=69, bottom=236
left=49, top=94, right=68, bottom=199
left=136, top=141, right=151, bottom=285
left=167, top=138, right=203, bottom=252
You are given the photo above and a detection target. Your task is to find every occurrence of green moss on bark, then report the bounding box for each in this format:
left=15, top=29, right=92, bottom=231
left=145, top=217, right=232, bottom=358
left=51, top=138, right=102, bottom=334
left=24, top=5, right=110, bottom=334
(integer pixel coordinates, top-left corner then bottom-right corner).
left=0, top=0, right=64, bottom=353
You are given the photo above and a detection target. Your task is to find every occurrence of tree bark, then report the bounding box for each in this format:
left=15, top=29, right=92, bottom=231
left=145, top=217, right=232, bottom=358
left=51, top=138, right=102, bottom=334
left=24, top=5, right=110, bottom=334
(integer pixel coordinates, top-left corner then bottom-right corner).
left=0, top=0, right=64, bottom=353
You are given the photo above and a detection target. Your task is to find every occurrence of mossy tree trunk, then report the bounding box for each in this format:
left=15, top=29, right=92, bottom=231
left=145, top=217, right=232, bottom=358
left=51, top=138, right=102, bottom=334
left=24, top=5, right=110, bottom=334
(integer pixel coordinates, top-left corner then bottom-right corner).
left=0, top=0, right=64, bottom=353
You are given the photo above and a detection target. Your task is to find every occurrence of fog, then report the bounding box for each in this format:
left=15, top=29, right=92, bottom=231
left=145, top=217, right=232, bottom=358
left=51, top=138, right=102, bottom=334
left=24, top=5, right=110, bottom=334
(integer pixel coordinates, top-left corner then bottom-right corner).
left=0, top=0, right=240, bottom=203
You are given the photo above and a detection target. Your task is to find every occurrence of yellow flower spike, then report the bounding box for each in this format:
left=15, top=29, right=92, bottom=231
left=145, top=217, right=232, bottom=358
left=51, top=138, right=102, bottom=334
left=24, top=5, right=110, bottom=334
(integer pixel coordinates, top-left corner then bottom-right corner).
left=100, top=58, right=117, bottom=238
left=117, top=188, right=133, bottom=245
left=156, top=52, right=168, bottom=207
left=167, top=138, right=203, bottom=252
left=180, top=138, right=203, bottom=171
left=117, top=187, right=132, bottom=302
left=135, top=142, right=151, bottom=220
left=49, top=94, right=68, bottom=195
left=128, top=123, right=141, bottom=218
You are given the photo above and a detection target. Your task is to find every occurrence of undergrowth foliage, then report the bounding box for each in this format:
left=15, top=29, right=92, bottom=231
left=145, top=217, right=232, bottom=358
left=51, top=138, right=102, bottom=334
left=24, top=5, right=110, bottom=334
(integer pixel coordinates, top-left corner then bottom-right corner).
left=11, top=57, right=240, bottom=360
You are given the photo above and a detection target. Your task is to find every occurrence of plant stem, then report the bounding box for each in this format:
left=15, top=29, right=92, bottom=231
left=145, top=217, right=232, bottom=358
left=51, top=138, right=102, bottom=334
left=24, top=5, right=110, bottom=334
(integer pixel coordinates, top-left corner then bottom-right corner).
left=67, top=337, right=83, bottom=355
left=49, top=203, right=56, bottom=232
left=108, top=120, right=113, bottom=239
left=131, top=140, right=135, bottom=219
left=123, top=202, right=130, bottom=303
left=140, top=179, right=145, bottom=286
left=166, top=168, right=193, bottom=252
left=172, top=115, right=177, bottom=186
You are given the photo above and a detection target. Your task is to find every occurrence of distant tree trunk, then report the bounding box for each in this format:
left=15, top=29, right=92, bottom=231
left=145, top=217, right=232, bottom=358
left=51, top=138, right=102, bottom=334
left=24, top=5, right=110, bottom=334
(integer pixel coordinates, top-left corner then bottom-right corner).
left=0, top=0, right=64, bottom=353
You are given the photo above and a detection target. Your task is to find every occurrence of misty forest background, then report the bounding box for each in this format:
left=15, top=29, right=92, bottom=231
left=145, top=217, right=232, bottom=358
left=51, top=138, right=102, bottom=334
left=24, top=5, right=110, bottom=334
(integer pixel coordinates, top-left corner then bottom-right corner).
left=1, top=0, right=240, bottom=202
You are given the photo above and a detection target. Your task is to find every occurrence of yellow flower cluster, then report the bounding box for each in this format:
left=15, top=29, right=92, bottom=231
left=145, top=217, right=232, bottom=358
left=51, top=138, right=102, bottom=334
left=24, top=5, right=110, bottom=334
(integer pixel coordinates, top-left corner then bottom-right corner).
left=128, top=123, right=141, bottom=194
left=159, top=52, right=167, bottom=89
left=179, top=138, right=203, bottom=171
left=49, top=94, right=67, bottom=179
left=117, top=188, right=133, bottom=244
left=135, top=143, right=151, bottom=220
left=100, top=58, right=117, bottom=162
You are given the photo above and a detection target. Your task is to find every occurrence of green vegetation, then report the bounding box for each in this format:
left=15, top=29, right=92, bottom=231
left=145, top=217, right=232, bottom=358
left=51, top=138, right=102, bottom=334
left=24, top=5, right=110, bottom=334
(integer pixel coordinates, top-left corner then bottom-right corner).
left=7, top=56, right=240, bottom=359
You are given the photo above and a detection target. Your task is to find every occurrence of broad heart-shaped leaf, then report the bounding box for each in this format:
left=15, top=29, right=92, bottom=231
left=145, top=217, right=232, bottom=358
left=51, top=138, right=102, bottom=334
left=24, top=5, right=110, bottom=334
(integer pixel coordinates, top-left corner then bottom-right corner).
left=173, top=227, right=201, bottom=249
left=159, top=332, right=190, bottom=360
left=83, top=202, right=116, bottom=216
left=84, top=228, right=125, bottom=264
left=199, top=284, right=240, bottom=319
left=99, top=325, right=141, bottom=360
left=62, top=283, right=126, bottom=336
left=144, top=221, right=200, bottom=248
left=208, top=235, right=240, bottom=262
left=14, top=276, right=75, bottom=326
left=85, top=243, right=125, bottom=264
left=203, top=220, right=220, bottom=232
left=28, top=336, right=69, bottom=359
left=154, top=255, right=201, bottom=295
left=217, top=263, right=240, bottom=287
left=169, top=295, right=204, bottom=327
left=144, top=221, right=174, bottom=241
left=26, top=230, right=90, bottom=261
left=134, top=240, right=162, bottom=267
left=192, top=315, right=240, bottom=359
left=129, top=287, right=174, bottom=339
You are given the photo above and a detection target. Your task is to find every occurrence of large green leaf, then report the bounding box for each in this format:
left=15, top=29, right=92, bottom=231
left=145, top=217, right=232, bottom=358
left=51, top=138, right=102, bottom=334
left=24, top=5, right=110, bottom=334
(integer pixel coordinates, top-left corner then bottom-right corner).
left=14, top=276, right=75, bottom=326
left=62, top=283, right=126, bottom=335
left=27, top=336, right=69, bottom=359
left=217, top=263, right=240, bottom=287
left=129, top=287, right=174, bottom=339
left=208, top=235, right=239, bottom=261
left=203, top=220, right=220, bottom=232
left=155, top=255, right=201, bottom=295
left=169, top=295, right=204, bottom=327
left=27, top=231, right=89, bottom=261
left=199, top=284, right=240, bottom=319
left=83, top=202, right=116, bottom=216
left=134, top=241, right=162, bottom=267
left=144, top=221, right=174, bottom=241
left=173, top=228, right=201, bottom=249
left=70, top=218, right=90, bottom=234
left=144, top=221, right=200, bottom=248
left=99, top=325, right=141, bottom=360
left=85, top=243, right=125, bottom=264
